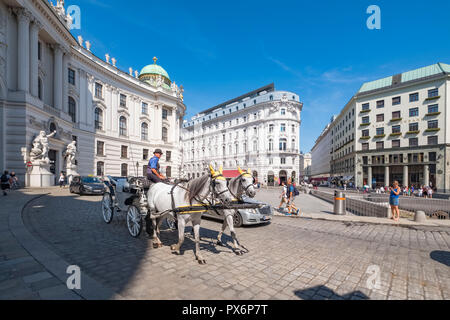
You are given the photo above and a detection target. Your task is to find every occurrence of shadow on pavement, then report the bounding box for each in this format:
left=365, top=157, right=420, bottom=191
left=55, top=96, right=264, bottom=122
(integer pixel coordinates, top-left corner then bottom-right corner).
left=430, top=250, right=450, bottom=267
left=294, top=285, right=369, bottom=300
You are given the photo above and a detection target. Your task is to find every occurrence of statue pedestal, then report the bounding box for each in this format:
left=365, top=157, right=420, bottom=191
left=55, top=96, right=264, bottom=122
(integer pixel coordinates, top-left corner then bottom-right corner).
left=29, top=163, right=54, bottom=187
left=66, top=165, right=79, bottom=184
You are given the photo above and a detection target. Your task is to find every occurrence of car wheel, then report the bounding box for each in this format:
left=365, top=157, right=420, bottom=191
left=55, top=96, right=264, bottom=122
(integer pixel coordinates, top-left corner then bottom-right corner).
left=69, top=187, right=74, bottom=194
left=233, top=212, right=243, bottom=228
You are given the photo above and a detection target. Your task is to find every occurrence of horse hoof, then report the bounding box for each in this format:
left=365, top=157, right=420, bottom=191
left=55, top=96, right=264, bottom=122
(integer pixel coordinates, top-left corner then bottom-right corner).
left=170, top=245, right=177, bottom=251
left=153, top=243, right=161, bottom=249
left=216, top=241, right=224, bottom=247
left=198, top=259, right=206, bottom=265
left=234, top=250, right=243, bottom=256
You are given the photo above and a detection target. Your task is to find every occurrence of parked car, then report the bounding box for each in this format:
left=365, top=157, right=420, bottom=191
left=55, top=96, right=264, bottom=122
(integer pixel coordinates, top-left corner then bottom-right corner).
left=70, top=176, right=106, bottom=195
left=202, top=195, right=273, bottom=227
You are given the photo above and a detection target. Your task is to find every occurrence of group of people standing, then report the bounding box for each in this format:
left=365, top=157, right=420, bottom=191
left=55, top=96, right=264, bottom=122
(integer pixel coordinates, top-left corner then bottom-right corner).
left=1, top=171, right=19, bottom=196
left=373, top=184, right=434, bottom=198
left=278, top=178, right=300, bottom=215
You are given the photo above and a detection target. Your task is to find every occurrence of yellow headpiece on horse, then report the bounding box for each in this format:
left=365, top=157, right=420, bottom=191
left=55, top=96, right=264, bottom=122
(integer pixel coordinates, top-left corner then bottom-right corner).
left=237, top=166, right=252, bottom=178
left=209, top=164, right=226, bottom=180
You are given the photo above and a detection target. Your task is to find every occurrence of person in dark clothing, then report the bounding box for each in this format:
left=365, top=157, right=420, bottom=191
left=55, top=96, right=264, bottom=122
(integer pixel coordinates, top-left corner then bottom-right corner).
left=147, top=149, right=166, bottom=183
left=1, top=171, right=10, bottom=196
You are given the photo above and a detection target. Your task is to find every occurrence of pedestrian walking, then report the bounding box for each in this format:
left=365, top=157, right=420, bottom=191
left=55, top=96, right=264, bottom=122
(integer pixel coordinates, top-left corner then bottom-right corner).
left=59, top=172, right=65, bottom=188
left=1, top=170, right=10, bottom=196
left=278, top=181, right=288, bottom=211
left=427, top=186, right=433, bottom=199
left=389, top=181, right=401, bottom=222
left=287, top=178, right=300, bottom=215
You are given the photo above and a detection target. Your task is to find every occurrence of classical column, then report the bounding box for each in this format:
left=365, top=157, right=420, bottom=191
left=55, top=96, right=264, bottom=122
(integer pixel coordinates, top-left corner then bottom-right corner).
left=368, top=166, right=373, bottom=188
left=424, top=164, right=430, bottom=186
left=53, top=44, right=63, bottom=110
left=385, top=166, right=390, bottom=187
left=29, top=19, right=42, bottom=97
left=403, top=165, right=409, bottom=187
left=15, top=8, right=31, bottom=92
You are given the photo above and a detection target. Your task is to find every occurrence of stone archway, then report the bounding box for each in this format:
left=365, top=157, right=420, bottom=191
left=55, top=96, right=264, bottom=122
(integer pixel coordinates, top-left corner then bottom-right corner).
left=279, top=170, right=287, bottom=185
left=267, top=171, right=274, bottom=187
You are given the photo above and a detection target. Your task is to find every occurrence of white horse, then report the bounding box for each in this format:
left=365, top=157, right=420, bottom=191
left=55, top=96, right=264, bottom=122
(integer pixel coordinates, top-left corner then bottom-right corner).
left=146, top=165, right=233, bottom=264
left=216, top=167, right=257, bottom=255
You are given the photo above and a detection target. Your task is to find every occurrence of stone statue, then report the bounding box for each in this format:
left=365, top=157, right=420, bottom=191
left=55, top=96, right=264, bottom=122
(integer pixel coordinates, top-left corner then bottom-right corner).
left=156, top=75, right=163, bottom=87
left=30, top=130, right=56, bottom=164
left=64, top=141, right=77, bottom=168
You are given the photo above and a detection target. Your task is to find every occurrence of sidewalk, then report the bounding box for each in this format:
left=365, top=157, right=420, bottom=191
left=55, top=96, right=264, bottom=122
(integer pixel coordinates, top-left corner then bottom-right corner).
left=273, top=208, right=450, bottom=228
left=0, top=188, right=82, bottom=299
left=0, top=187, right=121, bottom=300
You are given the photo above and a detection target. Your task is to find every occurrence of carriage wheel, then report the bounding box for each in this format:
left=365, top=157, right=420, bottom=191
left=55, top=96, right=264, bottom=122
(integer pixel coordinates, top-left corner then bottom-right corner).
left=127, top=205, right=142, bottom=237
left=102, top=193, right=114, bottom=224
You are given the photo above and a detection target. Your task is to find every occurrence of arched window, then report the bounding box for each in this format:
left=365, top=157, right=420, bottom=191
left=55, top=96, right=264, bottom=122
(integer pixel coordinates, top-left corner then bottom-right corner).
left=253, top=140, right=258, bottom=152
left=121, top=163, right=128, bottom=177
left=291, top=139, right=296, bottom=150
left=166, top=166, right=172, bottom=178
left=96, top=161, right=104, bottom=176
left=162, top=127, right=168, bottom=142
left=68, top=97, right=76, bottom=122
left=235, top=143, right=238, bottom=154
left=95, top=108, right=103, bottom=130
left=279, top=138, right=287, bottom=151
left=268, top=139, right=274, bottom=151
left=119, top=116, right=127, bottom=136
left=141, top=122, right=148, bottom=141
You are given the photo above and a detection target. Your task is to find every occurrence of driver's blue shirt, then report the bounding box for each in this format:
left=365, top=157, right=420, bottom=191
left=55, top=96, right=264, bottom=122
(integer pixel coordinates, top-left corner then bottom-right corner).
left=148, top=156, right=160, bottom=174
left=288, top=185, right=295, bottom=196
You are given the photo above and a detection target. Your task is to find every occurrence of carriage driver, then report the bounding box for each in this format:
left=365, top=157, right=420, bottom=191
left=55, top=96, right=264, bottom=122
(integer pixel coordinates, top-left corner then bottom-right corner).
left=147, top=149, right=166, bottom=183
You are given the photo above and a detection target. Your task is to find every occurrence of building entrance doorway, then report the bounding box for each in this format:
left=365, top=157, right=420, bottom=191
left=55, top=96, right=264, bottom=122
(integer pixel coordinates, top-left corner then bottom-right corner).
left=279, top=170, right=287, bottom=185
left=267, top=171, right=274, bottom=186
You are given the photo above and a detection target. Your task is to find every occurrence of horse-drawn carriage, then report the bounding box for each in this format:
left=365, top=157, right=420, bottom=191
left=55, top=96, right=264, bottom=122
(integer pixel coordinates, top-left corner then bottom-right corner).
left=100, top=166, right=270, bottom=263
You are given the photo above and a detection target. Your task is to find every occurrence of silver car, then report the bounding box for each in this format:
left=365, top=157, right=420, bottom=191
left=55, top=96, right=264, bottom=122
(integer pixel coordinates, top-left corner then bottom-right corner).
left=202, top=196, right=273, bottom=227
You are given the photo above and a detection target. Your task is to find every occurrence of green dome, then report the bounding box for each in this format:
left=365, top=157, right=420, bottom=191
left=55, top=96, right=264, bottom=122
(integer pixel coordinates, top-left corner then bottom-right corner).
left=139, top=57, right=170, bottom=80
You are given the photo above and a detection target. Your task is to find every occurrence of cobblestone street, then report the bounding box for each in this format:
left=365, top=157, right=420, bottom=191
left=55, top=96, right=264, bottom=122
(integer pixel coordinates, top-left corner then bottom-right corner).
left=17, top=188, right=450, bottom=300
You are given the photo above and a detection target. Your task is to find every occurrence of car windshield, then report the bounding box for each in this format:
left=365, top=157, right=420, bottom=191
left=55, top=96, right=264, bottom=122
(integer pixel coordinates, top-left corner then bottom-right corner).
left=81, top=177, right=101, bottom=183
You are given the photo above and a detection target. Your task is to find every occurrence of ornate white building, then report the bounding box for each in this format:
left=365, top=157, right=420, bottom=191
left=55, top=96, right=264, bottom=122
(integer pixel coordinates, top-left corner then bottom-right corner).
left=181, top=84, right=303, bottom=186
left=0, top=0, right=186, bottom=186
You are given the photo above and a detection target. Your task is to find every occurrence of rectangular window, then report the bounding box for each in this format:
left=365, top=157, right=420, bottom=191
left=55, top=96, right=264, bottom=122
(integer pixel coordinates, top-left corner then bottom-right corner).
left=68, top=68, right=75, bottom=85
left=95, top=83, right=103, bottom=99
left=96, top=141, right=104, bottom=156
left=409, top=122, right=419, bottom=132
left=280, top=158, right=286, bottom=164
left=428, top=88, right=439, bottom=98
left=142, top=102, right=148, bottom=114
left=362, top=129, right=369, bottom=137
left=428, top=120, right=438, bottom=129
left=162, top=108, right=168, bottom=120
left=376, top=100, right=384, bottom=108
left=121, top=145, right=128, bottom=158
left=166, top=151, right=172, bottom=162
left=392, top=140, right=400, bottom=148
left=392, top=125, right=401, bottom=133
left=428, top=104, right=438, bottom=113
left=362, top=103, right=370, bottom=110
left=376, top=114, right=384, bottom=122
left=376, top=128, right=384, bottom=135
left=362, top=116, right=370, bottom=124
left=361, top=143, right=369, bottom=151
left=429, top=152, right=437, bottom=161
left=409, top=138, right=418, bottom=147
left=280, top=124, right=286, bottom=132
left=409, top=92, right=419, bottom=102
left=392, top=111, right=401, bottom=119
left=376, top=141, right=384, bottom=150
left=120, top=94, right=127, bottom=108
left=143, top=149, right=149, bottom=160
left=428, top=136, right=438, bottom=145
left=392, top=96, right=401, bottom=105
left=38, top=41, right=42, bottom=60
left=409, top=107, right=419, bottom=117
left=281, top=109, right=286, bottom=116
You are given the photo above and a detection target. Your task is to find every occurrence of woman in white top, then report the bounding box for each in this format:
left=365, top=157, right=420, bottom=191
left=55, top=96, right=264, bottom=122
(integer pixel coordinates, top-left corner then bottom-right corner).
left=59, top=172, right=65, bottom=188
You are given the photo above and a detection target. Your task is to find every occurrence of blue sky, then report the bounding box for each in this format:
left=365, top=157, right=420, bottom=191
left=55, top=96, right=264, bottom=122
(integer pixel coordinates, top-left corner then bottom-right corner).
left=64, top=0, right=450, bottom=152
